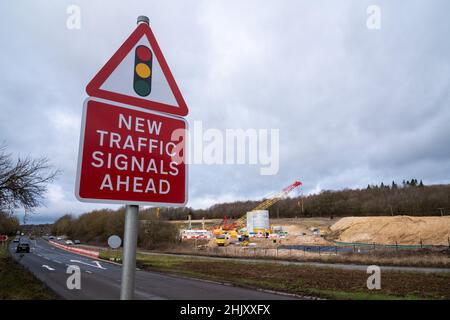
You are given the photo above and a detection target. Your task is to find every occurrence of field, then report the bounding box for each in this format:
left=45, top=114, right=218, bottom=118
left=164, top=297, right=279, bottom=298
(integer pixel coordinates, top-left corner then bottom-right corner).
left=127, top=253, right=450, bottom=300
left=239, top=216, right=450, bottom=246
left=175, top=216, right=450, bottom=246
left=167, top=216, right=450, bottom=268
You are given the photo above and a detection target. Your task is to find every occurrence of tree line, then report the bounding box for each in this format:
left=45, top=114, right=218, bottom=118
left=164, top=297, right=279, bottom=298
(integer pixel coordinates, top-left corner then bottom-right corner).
left=48, top=179, right=450, bottom=247
left=53, top=179, right=450, bottom=242
left=158, top=179, right=450, bottom=220
left=51, top=208, right=179, bottom=249
left=0, top=211, right=20, bottom=235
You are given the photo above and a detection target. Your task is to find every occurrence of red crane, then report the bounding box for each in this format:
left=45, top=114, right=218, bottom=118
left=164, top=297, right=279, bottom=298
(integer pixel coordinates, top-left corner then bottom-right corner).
left=215, top=180, right=302, bottom=232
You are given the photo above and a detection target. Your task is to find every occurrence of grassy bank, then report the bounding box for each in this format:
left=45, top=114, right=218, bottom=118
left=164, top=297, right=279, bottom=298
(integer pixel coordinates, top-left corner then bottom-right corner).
left=99, top=251, right=450, bottom=300
left=0, top=242, right=57, bottom=300
left=161, top=245, right=450, bottom=268
left=96, top=241, right=450, bottom=269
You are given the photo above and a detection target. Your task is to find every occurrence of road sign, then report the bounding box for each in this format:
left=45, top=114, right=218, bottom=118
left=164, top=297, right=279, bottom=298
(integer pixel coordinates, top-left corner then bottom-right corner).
left=86, top=22, right=189, bottom=117
left=108, top=235, right=122, bottom=249
left=0, top=235, right=8, bottom=241
left=79, top=16, right=189, bottom=300
left=75, top=98, right=187, bottom=206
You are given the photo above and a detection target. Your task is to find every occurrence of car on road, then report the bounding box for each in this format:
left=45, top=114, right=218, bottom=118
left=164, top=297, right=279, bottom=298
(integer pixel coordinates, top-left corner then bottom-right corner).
left=49, top=235, right=54, bottom=240
left=65, top=240, right=73, bottom=245
left=57, top=237, right=62, bottom=240
left=74, top=240, right=81, bottom=245
left=13, top=237, right=20, bottom=243
left=16, top=241, right=30, bottom=253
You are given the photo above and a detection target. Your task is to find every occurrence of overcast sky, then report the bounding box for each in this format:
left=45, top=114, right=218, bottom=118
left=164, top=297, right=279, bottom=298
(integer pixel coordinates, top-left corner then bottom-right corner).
left=1, top=1, right=449, bottom=224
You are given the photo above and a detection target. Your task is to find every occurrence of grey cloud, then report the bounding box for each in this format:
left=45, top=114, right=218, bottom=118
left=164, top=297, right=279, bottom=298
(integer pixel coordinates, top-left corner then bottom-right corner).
left=0, top=0, right=449, bottom=222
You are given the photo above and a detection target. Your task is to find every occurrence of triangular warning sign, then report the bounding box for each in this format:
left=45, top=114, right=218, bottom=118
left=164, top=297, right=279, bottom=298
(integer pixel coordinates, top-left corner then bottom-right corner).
left=86, top=23, right=188, bottom=116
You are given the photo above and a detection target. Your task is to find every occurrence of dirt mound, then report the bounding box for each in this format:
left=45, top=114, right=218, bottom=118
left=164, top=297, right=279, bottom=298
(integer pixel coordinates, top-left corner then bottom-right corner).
left=329, top=216, right=450, bottom=245
left=271, top=218, right=335, bottom=235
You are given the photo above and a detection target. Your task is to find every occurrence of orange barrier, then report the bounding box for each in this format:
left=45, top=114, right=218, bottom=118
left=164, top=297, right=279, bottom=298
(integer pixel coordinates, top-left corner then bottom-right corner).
left=49, top=240, right=99, bottom=258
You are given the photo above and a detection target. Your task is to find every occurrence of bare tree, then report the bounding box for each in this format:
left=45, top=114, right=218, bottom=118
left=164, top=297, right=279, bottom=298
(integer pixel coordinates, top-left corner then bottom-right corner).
left=0, top=145, right=60, bottom=213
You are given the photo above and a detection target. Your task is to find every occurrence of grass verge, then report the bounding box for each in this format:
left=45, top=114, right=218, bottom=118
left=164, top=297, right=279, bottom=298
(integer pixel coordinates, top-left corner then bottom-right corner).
left=99, top=251, right=450, bottom=300
left=0, top=242, right=57, bottom=300
left=163, top=245, right=450, bottom=269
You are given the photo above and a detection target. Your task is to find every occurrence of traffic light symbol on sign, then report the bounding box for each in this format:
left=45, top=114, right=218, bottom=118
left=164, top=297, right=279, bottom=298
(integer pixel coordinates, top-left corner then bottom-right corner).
left=133, top=45, right=153, bottom=97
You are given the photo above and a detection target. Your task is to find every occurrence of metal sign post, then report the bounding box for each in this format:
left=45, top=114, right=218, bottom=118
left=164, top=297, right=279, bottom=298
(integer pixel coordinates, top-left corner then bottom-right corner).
left=120, top=204, right=139, bottom=300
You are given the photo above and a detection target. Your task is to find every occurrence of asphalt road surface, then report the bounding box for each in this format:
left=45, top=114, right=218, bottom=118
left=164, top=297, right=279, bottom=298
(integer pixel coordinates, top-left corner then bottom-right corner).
left=9, top=238, right=295, bottom=300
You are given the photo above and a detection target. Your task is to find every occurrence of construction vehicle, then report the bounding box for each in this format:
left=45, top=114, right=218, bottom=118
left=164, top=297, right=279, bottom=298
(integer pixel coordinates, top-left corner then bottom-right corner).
left=215, top=234, right=226, bottom=246
left=213, top=180, right=302, bottom=235
left=213, top=215, right=237, bottom=234
left=241, top=233, right=250, bottom=246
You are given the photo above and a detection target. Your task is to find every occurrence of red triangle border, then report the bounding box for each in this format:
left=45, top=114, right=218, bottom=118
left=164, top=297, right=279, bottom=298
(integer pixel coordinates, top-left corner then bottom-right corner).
left=86, top=23, right=189, bottom=117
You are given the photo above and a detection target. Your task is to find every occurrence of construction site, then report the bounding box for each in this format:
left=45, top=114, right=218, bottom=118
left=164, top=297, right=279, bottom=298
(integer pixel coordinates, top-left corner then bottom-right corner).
left=173, top=181, right=450, bottom=256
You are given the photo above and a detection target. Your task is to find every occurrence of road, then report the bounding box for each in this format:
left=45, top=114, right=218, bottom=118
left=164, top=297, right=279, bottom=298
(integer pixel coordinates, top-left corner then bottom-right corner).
left=9, top=238, right=295, bottom=300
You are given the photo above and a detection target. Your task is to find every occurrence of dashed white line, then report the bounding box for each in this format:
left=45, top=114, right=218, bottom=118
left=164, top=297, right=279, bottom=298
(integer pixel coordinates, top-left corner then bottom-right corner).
left=42, top=265, right=55, bottom=271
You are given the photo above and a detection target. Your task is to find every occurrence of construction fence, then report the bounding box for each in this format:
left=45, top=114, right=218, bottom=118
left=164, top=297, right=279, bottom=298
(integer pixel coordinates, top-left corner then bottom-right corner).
left=195, top=241, right=450, bottom=259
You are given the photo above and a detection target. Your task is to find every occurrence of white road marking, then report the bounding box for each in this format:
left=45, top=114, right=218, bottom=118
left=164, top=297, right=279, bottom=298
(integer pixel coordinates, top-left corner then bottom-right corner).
left=42, top=265, right=55, bottom=271
left=53, top=260, right=62, bottom=264
left=85, top=270, right=92, bottom=274
left=69, top=259, right=106, bottom=270
left=93, top=261, right=106, bottom=269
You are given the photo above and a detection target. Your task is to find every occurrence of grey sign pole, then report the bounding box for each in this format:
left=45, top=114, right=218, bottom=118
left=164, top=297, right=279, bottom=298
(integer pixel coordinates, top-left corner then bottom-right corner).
left=119, top=16, right=149, bottom=301
left=120, top=204, right=139, bottom=300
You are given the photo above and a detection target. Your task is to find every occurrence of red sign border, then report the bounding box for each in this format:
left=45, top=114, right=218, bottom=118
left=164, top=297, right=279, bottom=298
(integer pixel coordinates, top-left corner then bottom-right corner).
left=75, top=97, right=188, bottom=207
left=86, top=23, right=189, bottom=117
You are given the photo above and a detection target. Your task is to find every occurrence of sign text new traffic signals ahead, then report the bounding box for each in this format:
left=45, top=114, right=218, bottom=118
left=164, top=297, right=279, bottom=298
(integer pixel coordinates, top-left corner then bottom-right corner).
left=75, top=98, right=187, bottom=206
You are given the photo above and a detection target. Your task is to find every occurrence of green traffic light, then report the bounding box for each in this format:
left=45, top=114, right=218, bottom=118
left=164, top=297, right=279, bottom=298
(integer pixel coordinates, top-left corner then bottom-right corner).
left=134, top=80, right=151, bottom=97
